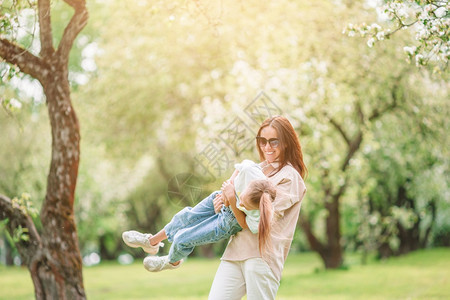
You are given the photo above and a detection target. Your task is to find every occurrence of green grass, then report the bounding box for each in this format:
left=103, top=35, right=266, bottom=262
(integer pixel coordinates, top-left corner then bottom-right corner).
left=0, top=248, right=449, bottom=299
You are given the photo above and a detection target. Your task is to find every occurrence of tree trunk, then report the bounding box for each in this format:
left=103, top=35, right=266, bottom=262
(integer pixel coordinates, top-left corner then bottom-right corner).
left=378, top=241, right=394, bottom=259
left=324, top=197, right=342, bottom=268
left=396, top=185, right=425, bottom=255
left=420, top=200, right=436, bottom=248
left=33, top=74, right=85, bottom=299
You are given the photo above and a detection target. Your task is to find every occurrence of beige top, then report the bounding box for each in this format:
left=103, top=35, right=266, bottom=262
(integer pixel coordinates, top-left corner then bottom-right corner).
left=221, top=161, right=306, bottom=281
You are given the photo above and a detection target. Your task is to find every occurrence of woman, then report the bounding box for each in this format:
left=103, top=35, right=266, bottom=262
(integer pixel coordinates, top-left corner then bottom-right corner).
left=209, top=115, right=307, bottom=300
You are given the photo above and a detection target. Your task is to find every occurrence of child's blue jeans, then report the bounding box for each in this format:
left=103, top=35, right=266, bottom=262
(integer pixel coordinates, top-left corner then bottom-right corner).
left=164, top=191, right=242, bottom=263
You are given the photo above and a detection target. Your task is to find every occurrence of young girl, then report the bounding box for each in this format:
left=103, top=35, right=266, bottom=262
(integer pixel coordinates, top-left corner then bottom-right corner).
left=122, top=159, right=276, bottom=272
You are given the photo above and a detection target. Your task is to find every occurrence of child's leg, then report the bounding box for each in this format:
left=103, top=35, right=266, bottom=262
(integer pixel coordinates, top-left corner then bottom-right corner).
left=142, top=208, right=241, bottom=272
left=164, top=191, right=220, bottom=243
left=149, top=229, right=167, bottom=246
left=168, top=208, right=242, bottom=263
left=123, top=191, right=219, bottom=255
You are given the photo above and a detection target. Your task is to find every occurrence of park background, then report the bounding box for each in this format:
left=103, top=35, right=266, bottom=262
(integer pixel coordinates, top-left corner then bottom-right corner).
left=0, top=0, right=449, bottom=299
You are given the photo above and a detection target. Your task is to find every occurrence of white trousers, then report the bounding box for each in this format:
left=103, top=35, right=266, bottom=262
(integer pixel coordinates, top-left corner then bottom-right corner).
left=208, top=258, right=280, bottom=300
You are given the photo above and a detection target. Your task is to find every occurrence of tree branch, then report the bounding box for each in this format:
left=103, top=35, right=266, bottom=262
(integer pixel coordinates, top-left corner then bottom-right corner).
left=369, top=76, right=402, bottom=121
left=57, top=0, right=88, bottom=66
left=368, top=101, right=398, bottom=121
left=0, top=39, right=48, bottom=82
left=0, top=194, right=42, bottom=266
left=38, top=0, right=54, bottom=57
left=340, top=131, right=363, bottom=172
left=385, top=14, right=419, bottom=39
left=328, top=116, right=351, bottom=146
left=356, top=101, right=365, bottom=125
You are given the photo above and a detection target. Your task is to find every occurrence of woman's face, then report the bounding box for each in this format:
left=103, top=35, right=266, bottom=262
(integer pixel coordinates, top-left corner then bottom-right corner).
left=259, top=126, right=281, bottom=163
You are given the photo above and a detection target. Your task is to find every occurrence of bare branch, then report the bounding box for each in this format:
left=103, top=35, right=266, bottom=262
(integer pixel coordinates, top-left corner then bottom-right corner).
left=369, top=83, right=400, bottom=121
left=356, top=102, right=365, bottom=125
left=368, top=101, right=398, bottom=121
left=0, top=39, right=48, bottom=82
left=38, top=0, right=54, bottom=57
left=341, top=131, right=363, bottom=172
left=57, top=0, right=88, bottom=66
left=328, top=116, right=351, bottom=146
left=385, top=14, right=419, bottom=38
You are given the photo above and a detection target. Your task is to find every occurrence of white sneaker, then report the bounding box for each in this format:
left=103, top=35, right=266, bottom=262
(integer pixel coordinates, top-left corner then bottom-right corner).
left=143, top=255, right=183, bottom=272
left=122, top=230, right=164, bottom=255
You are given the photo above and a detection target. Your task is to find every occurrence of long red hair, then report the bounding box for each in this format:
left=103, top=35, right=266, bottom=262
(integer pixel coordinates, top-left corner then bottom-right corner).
left=246, top=179, right=276, bottom=255
left=256, top=116, right=308, bottom=179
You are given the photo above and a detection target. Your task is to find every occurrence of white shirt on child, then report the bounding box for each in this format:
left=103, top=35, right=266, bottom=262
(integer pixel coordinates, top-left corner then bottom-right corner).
left=233, top=159, right=266, bottom=234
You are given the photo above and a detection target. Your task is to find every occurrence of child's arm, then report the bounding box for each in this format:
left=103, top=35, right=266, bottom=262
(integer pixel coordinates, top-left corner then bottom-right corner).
left=221, top=181, right=248, bottom=229
left=214, top=169, right=239, bottom=213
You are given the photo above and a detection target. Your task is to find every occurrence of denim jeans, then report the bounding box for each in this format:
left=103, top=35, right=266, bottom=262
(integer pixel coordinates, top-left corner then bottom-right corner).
left=164, top=191, right=242, bottom=263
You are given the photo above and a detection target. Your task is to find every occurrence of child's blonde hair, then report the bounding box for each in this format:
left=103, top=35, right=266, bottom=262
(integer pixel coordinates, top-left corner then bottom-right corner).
left=246, top=179, right=276, bottom=255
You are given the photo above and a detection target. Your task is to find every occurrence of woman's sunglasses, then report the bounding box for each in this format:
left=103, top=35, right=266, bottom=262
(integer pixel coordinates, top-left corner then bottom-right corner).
left=256, top=136, right=280, bottom=148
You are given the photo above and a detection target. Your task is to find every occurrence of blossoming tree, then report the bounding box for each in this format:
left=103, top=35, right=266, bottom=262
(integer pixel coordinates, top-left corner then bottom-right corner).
left=343, top=0, right=449, bottom=71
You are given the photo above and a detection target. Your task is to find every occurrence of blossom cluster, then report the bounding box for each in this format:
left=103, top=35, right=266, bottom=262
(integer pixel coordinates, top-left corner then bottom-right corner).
left=343, top=0, right=449, bottom=70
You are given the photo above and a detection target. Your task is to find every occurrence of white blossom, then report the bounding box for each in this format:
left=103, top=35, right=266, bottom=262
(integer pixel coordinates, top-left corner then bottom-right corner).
left=345, top=0, right=449, bottom=69
left=397, top=7, right=409, bottom=19
left=434, top=7, right=447, bottom=18
left=367, top=37, right=376, bottom=47
left=415, top=54, right=424, bottom=66
left=403, top=46, right=417, bottom=55
left=371, top=23, right=382, bottom=31
left=9, top=98, right=22, bottom=109
left=376, top=31, right=385, bottom=40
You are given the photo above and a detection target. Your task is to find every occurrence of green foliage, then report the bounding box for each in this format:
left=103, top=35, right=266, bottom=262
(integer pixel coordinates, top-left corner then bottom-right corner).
left=11, top=225, right=29, bottom=243
left=353, top=87, right=449, bottom=255
left=0, top=193, right=39, bottom=247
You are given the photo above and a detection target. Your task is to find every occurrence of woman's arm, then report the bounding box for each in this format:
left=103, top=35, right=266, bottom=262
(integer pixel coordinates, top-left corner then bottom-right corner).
left=221, top=181, right=248, bottom=229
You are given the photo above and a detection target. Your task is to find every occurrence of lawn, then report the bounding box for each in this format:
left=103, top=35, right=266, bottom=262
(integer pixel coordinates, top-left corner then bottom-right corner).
left=0, top=248, right=449, bottom=299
